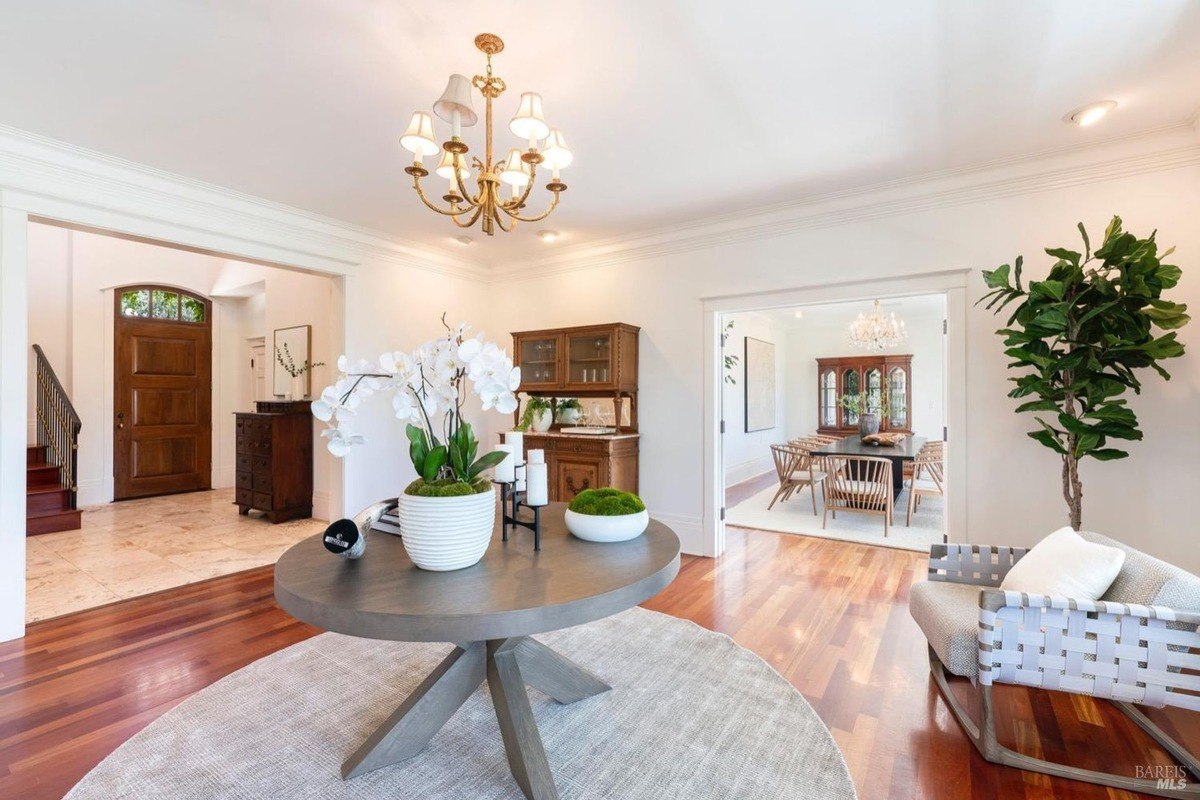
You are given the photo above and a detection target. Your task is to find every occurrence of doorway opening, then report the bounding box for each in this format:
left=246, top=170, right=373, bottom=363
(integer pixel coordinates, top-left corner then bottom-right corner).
left=718, top=294, right=948, bottom=552
left=24, top=221, right=341, bottom=623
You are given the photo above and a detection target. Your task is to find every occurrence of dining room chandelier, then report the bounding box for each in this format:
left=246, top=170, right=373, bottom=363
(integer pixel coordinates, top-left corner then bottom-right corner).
left=848, top=300, right=908, bottom=351
left=398, top=33, right=571, bottom=237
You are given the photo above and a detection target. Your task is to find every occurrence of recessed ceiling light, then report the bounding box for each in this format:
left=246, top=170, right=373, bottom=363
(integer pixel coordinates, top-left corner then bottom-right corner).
left=1064, top=100, right=1117, bottom=127
left=793, top=310, right=804, bottom=319
left=538, top=230, right=559, bottom=243
left=452, top=235, right=473, bottom=246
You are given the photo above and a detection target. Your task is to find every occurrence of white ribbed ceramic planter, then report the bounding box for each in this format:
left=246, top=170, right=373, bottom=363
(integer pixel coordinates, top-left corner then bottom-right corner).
left=565, top=509, right=649, bottom=543
left=398, top=488, right=496, bottom=571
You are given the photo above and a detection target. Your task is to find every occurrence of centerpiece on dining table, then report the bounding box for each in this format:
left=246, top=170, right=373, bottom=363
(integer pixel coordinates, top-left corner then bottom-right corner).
left=310, top=316, right=518, bottom=571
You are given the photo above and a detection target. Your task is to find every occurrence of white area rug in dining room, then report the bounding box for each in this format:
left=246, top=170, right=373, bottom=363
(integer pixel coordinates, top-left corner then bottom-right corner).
left=726, top=482, right=944, bottom=552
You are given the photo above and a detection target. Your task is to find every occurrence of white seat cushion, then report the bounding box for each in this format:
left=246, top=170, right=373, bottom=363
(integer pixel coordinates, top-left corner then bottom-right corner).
left=911, top=478, right=941, bottom=492
left=834, top=480, right=884, bottom=495
left=789, top=470, right=827, bottom=482
left=1000, top=527, right=1125, bottom=601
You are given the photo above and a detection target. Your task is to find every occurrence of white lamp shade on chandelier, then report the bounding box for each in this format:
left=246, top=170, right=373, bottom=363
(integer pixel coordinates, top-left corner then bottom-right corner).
left=400, top=111, right=440, bottom=157
left=541, top=129, right=573, bottom=170
left=509, top=91, right=549, bottom=142
left=399, top=33, right=572, bottom=236
left=848, top=300, right=908, bottom=351
left=435, top=149, right=471, bottom=182
left=434, top=73, right=478, bottom=135
left=500, top=148, right=531, bottom=188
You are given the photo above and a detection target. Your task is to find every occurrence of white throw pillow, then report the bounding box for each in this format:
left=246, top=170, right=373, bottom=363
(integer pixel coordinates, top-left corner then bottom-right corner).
left=999, top=527, right=1125, bottom=601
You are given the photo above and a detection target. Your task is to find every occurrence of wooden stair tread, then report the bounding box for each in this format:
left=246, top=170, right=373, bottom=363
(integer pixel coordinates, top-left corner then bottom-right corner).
left=26, top=506, right=80, bottom=519
left=26, top=484, right=70, bottom=496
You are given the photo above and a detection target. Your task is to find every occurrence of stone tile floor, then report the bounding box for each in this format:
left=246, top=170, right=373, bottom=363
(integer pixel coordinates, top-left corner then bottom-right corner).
left=25, top=489, right=326, bottom=623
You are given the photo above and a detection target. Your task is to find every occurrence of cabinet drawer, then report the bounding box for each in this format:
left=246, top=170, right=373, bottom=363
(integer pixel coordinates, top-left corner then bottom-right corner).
left=236, top=470, right=252, bottom=490
left=252, top=455, right=271, bottom=473
left=235, top=487, right=253, bottom=507
left=253, top=491, right=273, bottom=510
left=235, top=453, right=252, bottom=472
left=553, top=438, right=609, bottom=456
left=253, top=471, right=273, bottom=492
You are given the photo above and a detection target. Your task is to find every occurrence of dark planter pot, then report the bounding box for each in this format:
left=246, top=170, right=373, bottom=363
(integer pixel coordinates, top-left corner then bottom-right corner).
left=858, top=412, right=881, bottom=436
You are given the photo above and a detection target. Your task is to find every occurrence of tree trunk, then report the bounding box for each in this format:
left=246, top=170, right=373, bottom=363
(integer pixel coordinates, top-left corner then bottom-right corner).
left=1061, top=453, right=1082, bottom=530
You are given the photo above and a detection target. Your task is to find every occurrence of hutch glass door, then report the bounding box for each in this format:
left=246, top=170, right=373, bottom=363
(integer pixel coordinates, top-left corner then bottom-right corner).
left=519, top=336, right=559, bottom=388
left=566, top=331, right=613, bottom=387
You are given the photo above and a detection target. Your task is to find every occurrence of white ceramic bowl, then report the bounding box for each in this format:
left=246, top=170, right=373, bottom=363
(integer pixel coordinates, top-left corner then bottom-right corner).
left=564, top=508, right=649, bottom=543
left=397, top=488, right=495, bottom=571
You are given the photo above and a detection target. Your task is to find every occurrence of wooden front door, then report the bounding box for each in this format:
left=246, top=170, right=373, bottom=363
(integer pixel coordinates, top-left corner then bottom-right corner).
left=114, top=286, right=212, bottom=500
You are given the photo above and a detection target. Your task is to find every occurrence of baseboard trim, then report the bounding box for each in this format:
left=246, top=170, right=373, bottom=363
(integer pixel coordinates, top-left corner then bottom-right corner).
left=650, top=511, right=703, bottom=557
left=725, top=459, right=773, bottom=488
left=312, top=490, right=330, bottom=522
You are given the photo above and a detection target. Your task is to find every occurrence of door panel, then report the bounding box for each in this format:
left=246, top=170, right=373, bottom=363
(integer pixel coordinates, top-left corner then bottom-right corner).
left=555, top=457, right=602, bottom=500
left=114, top=286, right=212, bottom=500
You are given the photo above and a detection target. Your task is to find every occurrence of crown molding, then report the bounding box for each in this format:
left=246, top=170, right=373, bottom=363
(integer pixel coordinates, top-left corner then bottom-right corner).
left=0, top=124, right=486, bottom=280
left=492, top=120, right=1200, bottom=281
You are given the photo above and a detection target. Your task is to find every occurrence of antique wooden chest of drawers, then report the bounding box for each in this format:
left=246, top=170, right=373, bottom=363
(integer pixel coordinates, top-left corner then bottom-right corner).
left=234, top=401, right=313, bottom=523
left=519, top=432, right=639, bottom=503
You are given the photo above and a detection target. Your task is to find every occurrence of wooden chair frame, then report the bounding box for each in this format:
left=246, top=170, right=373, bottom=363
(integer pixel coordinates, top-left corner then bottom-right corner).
left=820, top=454, right=893, bottom=536
left=924, top=544, right=1200, bottom=798
left=906, top=449, right=944, bottom=526
left=767, top=443, right=826, bottom=514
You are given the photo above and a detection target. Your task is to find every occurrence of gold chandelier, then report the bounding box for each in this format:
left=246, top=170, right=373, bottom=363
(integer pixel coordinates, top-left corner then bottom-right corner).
left=848, top=300, right=908, bottom=351
left=398, top=33, right=571, bottom=237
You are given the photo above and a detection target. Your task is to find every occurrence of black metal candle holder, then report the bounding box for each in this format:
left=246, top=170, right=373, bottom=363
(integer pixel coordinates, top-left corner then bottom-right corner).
left=494, top=463, right=544, bottom=551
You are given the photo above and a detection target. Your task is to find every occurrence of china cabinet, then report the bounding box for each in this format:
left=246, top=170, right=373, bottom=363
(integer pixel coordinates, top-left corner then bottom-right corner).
left=816, top=355, right=913, bottom=435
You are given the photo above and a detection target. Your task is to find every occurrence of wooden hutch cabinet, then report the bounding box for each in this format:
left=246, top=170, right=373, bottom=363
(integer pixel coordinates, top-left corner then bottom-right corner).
left=511, top=323, right=640, bottom=503
left=234, top=400, right=313, bottom=523
left=816, top=354, right=913, bottom=435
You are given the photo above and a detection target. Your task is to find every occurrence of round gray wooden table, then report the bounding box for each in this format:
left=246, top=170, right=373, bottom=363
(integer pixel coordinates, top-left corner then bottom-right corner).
left=274, top=502, right=681, bottom=800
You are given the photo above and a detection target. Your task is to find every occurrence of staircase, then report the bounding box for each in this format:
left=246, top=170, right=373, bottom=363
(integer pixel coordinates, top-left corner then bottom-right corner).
left=26, top=444, right=81, bottom=534
left=28, top=344, right=82, bottom=535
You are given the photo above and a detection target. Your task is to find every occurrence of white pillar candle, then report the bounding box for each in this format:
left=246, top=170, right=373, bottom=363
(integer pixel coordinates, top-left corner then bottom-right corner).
left=493, top=444, right=515, bottom=483
left=516, top=463, right=527, bottom=492
left=526, top=462, right=548, bottom=507
left=528, top=448, right=545, bottom=464
left=505, top=431, right=525, bottom=464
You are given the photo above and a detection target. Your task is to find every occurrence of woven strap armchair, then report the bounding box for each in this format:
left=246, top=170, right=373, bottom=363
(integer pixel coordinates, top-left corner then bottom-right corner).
left=910, top=533, right=1200, bottom=798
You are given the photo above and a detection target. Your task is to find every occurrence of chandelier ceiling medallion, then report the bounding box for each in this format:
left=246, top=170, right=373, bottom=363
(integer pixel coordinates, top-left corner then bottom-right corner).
left=398, top=33, right=571, bottom=237
left=848, top=300, right=908, bottom=351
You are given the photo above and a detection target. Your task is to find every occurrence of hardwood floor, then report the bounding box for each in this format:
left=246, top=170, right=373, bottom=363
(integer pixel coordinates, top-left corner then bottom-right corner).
left=1, top=526, right=1195, bottom=799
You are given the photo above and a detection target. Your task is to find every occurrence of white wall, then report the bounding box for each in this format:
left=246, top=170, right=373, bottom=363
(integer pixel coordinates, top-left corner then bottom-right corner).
left=482, top=152, right=1200, bottom=570
left=784, top=299, right=946, bottom=441
left=25, top=225, right=336, bottom=516
left=720, top=312, right=789, bottom=486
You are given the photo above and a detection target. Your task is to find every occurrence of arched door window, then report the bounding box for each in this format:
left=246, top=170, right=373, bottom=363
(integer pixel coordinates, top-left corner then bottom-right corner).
left=119, top=286, right=208, bottom=324
left=819, top=369, right=837, bottom=428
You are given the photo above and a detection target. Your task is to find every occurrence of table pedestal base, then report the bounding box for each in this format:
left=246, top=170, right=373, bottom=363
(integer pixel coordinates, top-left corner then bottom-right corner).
left=342, top=636, right=611, bottom=800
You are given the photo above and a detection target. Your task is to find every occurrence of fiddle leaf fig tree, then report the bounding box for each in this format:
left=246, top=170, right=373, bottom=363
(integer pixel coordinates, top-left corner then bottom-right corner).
left=978, top=216, right=1189, bottom=530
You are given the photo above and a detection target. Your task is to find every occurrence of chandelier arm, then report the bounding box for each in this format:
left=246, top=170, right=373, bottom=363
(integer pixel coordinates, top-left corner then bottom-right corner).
left=491, top=200, right=514, bottom=233
left=449, top=204, right=485, bottom=229
left=450, top=164, right=485, bottom=208
left=497, top=190, right=562, bottom=223
left=412, top=176, right=475, bottom=217
left=501, top=166, right=538, bottom=211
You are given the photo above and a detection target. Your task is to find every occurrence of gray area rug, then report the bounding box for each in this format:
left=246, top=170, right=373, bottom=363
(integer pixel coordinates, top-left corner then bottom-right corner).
left=66, top=607, right=856, bottom=799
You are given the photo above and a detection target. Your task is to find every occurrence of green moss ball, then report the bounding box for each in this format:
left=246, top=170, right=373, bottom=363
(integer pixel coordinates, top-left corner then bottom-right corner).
left=404, top=478, right=493, bottom=497
left=568, top=488, right=647, bottom=516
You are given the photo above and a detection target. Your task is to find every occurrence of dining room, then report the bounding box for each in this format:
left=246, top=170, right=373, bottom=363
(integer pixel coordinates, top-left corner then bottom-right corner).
left=720, top=294, right=948, bottom=552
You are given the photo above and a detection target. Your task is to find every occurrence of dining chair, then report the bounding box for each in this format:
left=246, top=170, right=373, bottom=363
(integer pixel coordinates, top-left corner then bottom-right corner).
left=821, top=454, right=893, bottom=536
left=906, top=448, right=944, bottom=525
left=768, top=443, right=826, bottom=514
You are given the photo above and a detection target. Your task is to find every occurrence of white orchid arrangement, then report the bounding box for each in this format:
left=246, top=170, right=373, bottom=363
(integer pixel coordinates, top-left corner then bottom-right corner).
left=312, top=316, right=519, bottom=488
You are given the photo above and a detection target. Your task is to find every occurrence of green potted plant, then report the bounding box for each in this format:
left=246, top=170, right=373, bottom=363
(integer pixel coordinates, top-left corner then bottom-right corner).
left=555, top=397, right=583, bottom=425
left=312, top=317, right=516, bottom=571
left=275, top=343, right=325, bottom=401
left=978, top=216, right=1188, bottom=529
left=838, top=391, right=890, bottom=435
left=517, top=396, right=554, bottom=432
left=564, top=488, right=649, bottom=542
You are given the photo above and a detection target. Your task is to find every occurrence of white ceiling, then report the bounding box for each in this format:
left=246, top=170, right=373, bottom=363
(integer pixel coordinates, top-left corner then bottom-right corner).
left=754, top=293, right=946, bottom=329
left=1, top=2, right=1198, bottom=265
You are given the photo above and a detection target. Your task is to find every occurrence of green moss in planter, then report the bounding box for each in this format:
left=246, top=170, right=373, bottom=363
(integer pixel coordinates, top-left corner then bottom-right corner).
left=404, top=478, right=493, bottom=497
left=568, top=488, right=646, bottom=516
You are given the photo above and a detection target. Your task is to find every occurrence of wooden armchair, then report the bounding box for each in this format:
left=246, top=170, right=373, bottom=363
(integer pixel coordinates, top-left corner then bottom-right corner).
left=768, top=444, right=826, bottom=514
left=910, top=536, right=1200, bottom=797
left=820, top=454, right=893, bottom=536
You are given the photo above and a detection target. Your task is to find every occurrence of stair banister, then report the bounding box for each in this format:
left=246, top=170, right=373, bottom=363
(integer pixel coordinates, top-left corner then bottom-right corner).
left=31, top=344, right=81, bottom=510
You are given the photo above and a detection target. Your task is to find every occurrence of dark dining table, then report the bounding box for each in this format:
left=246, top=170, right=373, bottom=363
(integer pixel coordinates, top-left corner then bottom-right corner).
left=809, top=434, right=927, bottom=499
